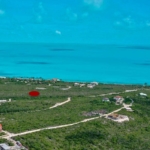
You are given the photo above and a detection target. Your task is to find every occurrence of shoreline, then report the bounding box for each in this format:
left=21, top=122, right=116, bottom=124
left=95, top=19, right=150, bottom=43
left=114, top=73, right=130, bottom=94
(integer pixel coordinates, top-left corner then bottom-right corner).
left=0, top=76, right=147, bottom=86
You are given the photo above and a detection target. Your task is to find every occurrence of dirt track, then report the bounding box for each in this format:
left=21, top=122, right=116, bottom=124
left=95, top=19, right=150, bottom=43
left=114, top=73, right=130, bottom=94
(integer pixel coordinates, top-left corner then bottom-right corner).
left=0, top=94, right=134, bottom=145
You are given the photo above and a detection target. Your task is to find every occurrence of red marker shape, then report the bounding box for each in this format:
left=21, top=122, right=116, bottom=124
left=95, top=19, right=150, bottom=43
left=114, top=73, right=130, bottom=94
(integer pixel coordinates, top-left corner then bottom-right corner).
left=29, top=91, right=40, bottom=97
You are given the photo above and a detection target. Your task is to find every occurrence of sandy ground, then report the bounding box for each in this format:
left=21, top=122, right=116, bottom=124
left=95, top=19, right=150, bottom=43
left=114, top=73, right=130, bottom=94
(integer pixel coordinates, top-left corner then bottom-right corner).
left=49, top=97, right=71, bottom=109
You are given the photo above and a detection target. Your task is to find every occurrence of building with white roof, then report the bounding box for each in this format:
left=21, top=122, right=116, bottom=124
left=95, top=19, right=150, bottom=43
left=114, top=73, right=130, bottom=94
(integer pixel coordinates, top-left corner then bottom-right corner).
left=113, top=96, right=124, bottom=104
left=139, top=93, right=147, bottom=96
left=102, top=97, right=110, bottom=102
left=0, top=100, right=7, bottom=103
left=0, top=143, right=10, bottom=150
left=90, top=82, right=98, bottom=85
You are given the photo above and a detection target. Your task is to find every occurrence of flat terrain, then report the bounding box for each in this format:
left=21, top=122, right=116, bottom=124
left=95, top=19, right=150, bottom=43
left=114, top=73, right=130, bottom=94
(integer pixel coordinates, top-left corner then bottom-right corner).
left=0, top=78, right=150, bottom=150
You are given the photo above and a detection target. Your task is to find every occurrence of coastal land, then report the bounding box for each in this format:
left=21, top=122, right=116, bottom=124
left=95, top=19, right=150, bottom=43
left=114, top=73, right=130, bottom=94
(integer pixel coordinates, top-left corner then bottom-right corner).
left=0, top=77, right=150, bottom=150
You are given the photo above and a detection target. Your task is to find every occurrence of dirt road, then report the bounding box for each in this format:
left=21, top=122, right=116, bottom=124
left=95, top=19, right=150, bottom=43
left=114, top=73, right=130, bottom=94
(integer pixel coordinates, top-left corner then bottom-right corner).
left=89, top=89, right=138, bottom=97
left=2, top=105, right=128, bottom=138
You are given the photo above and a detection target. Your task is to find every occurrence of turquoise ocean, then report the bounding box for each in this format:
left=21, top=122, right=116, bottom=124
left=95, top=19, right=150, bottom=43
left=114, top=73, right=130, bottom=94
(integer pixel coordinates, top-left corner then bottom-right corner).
left=0, top=43, right=150, bottom=85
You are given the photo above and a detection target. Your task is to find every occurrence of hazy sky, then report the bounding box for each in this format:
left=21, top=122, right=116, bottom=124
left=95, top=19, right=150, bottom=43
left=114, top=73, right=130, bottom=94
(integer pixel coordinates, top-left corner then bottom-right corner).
left=0, top=0, right=150, bottom=44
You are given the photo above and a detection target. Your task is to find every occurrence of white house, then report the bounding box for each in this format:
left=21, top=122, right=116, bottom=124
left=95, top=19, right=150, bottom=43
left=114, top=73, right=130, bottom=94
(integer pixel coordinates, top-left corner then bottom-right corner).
left=113, top=96, right=124, bottom=104
left=52, top=78, right=60, bottom=82
left=74, top=83, right=80, bottom=86
left=87, top=84, right=95, bottom=88
left=0, top=99, right=11, bottom=103
left=90, top=82, right=98, bottom=86
left=0, top=100, right=7, bottom=103
left=102, top=97, right=110, bottom=102
left=0, top=143, right=10, bottom=150
left=139, top=93, right=147, bottom=96
left=114, top=96, right=124, bottom=101
left=80, top=84, right=85, bottom=87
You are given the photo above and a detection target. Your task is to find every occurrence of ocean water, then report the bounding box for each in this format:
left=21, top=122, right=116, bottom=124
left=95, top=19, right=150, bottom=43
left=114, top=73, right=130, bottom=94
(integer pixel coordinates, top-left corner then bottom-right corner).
left=0, top=43, right=150, bottom=85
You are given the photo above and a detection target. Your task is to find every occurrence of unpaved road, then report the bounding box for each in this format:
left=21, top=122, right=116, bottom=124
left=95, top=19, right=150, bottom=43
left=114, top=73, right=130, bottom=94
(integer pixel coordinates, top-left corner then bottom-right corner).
left=2, top=105, right=129, bottom=138
left=49, top=97, right=71, bottom=109
left=89, top=89, right=138, bottom=97
left=0, top=93, right=134, bottom=146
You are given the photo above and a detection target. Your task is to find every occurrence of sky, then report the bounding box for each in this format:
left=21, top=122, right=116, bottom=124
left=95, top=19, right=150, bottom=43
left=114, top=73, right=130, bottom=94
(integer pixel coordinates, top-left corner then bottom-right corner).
left=0, top=0, right=150, bottom=45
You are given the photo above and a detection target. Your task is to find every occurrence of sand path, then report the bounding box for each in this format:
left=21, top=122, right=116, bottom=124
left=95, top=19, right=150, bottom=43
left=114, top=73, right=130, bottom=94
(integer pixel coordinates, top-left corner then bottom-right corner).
left=89, top=89, right=138, bottom=97
left=1, top=102, right=130, bottom=138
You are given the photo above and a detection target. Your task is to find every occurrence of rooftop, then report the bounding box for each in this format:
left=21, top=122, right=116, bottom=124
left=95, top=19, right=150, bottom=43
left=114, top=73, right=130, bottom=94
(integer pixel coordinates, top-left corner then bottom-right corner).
left=0, top=143, right=10, bottom=150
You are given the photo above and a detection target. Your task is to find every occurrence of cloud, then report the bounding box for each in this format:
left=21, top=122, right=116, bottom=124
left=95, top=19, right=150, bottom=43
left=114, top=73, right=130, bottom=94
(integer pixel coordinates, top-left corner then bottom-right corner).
left=81, top=12, right=89, bottom=18
left=113, top=12, right=150, bottom=30
left=83, top=0, right=104, bottom=10
left=65, top=7, right=90, bottom=22
left=65, top=8, right=78, bottom=22
left=20, top=25, right=24, bottom=30
left=32, top=2, right=46, bottom=23
left=36, top=15, right=42, bottom=23
left=0, top=9, right=5, bottom=15
left=114, top=21, right=121, bottom=26
left=123, top=16, right=133, bottom=25
left=146, top=21, right=150, bottom=27
left=55, top=30, right=61, bottom=35
left=33, top=2, right=45, bottom=14
left=114, top=16, right=138, bottom=29
left=38, top=2, right=45, bottom=13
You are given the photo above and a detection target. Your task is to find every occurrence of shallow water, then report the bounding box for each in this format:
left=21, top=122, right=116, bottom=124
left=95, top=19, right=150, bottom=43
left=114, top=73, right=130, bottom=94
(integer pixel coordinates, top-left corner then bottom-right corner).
left=0, top=43, right=150, bottom=84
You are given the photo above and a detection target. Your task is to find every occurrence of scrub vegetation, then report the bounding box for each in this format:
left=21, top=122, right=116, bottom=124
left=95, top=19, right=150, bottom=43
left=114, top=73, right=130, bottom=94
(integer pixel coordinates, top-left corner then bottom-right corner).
left=0, top=77, right=150, bottom=149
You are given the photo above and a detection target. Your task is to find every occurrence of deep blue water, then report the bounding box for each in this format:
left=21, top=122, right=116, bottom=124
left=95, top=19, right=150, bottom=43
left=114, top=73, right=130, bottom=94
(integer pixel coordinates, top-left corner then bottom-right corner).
left=0, top=43, right=150, bottom=84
